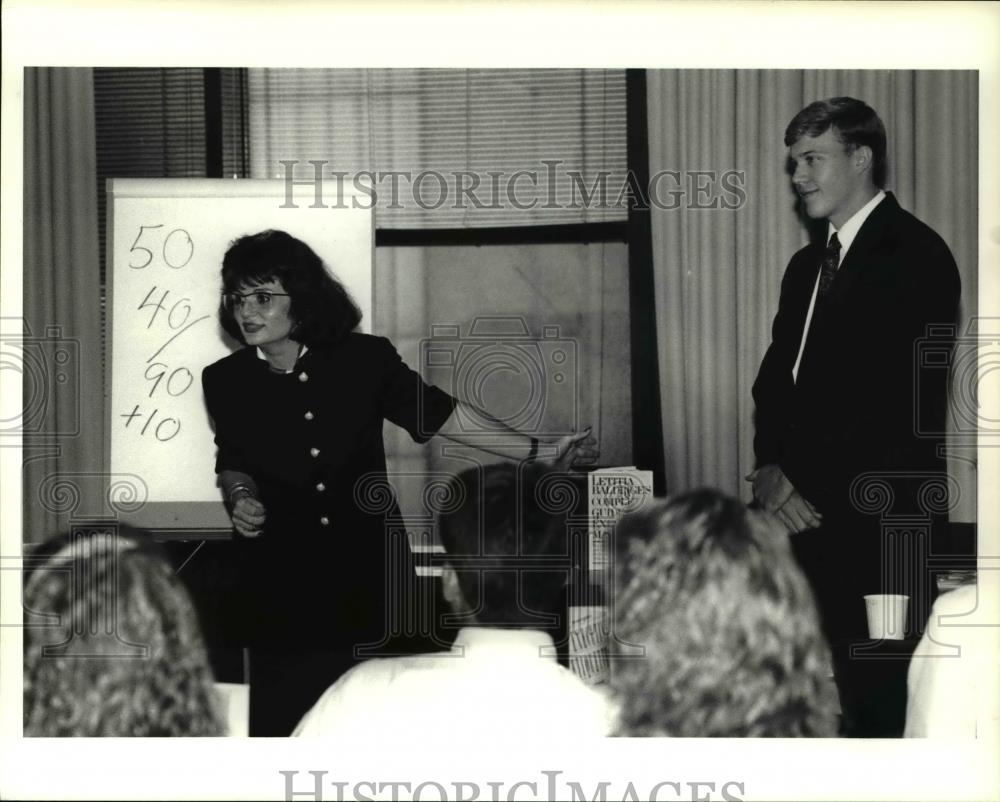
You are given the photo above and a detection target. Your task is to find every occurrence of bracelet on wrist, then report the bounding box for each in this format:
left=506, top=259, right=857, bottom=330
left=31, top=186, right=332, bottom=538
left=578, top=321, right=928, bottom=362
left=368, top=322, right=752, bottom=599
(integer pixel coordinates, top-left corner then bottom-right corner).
left=228, top=484, right=255, bottom=505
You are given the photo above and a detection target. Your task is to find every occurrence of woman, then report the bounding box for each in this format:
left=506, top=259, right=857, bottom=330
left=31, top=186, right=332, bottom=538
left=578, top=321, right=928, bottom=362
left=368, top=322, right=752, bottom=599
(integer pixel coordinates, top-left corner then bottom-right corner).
left=609, top=489, right=839, bottom=737
left=202, top=229, right=595, bottom=735
left=23, top=528, right=224, bottom=737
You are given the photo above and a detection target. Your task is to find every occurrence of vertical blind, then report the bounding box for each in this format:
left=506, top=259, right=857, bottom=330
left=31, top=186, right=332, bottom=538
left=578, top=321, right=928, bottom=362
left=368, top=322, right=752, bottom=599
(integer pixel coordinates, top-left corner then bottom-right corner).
left=94, top=68, right=248, bottom=280
left=247, top=68, right=628, bottom=228
left=94, top=68, right=208, bottom=180
left=219, top=68, right=250, bottom=179
left=92, top=67, right=247, bottom=381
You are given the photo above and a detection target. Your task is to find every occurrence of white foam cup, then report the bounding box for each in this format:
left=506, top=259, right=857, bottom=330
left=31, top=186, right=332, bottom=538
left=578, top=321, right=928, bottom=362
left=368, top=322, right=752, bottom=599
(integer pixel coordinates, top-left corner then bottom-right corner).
left=864, top=594, right=909, bottom=640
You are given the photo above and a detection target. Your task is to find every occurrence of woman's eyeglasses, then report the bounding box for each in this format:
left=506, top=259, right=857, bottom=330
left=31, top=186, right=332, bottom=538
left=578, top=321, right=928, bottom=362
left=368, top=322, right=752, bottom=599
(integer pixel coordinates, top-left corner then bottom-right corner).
left=222, top=290, right=290, bottom=314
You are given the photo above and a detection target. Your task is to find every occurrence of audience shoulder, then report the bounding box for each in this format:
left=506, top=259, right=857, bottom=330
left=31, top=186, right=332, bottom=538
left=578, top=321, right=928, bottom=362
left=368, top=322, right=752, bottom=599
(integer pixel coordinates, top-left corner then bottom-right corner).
left=294, top=658, right=390, bottom=736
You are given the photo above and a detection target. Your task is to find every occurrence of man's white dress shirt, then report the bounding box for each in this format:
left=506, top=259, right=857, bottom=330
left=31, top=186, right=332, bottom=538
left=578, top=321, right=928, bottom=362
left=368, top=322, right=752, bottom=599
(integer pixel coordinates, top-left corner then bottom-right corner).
left=792, top=190, right=886, bottom=382
left=293, top=628, right=615, bottom=739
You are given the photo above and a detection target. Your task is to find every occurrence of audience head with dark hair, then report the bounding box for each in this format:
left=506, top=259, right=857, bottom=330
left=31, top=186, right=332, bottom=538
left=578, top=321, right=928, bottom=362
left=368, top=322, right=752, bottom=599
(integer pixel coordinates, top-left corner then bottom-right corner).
left=23, top=527, right=224, bottom=736
left=610, top=489, right=838, bottom=737
left=436, top=462, right=570, bottom=628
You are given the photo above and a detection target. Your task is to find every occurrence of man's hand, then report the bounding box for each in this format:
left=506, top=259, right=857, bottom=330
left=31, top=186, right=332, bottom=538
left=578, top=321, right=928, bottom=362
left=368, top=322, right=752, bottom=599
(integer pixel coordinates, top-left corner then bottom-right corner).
left=774, top=489, right=822, bottom=534
left=746, top=464, right=822, bottom=534
left=551, top=428, right=599, bottom=470
left=232, top=495, right=266, bottom=538
left=746, top=464, right=795, bottom=512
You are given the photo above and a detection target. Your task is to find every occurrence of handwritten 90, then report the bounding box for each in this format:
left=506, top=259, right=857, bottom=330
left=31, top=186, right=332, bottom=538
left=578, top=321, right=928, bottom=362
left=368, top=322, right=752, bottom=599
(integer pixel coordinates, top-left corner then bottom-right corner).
left=120, top=224, right=208, bottom=443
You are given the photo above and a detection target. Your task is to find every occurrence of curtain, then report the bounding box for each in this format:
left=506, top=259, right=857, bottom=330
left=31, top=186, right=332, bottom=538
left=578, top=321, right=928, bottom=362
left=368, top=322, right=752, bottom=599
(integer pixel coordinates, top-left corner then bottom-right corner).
left=648, top=70, right=978, bottom=521
left=22, top=68, right=104, bottom=544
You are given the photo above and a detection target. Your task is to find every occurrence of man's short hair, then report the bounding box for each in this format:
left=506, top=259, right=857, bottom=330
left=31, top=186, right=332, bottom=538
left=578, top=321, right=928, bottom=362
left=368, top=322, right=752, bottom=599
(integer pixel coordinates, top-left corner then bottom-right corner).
left=610, top=488, right=839, bottom=737
left=437, top=463, right=572, bottom=627
left=785, top=96, right=888, bottom=188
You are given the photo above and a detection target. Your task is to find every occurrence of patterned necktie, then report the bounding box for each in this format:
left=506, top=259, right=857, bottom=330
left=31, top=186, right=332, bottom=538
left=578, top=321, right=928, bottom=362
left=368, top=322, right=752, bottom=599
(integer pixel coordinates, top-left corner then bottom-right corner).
left=816, top=232, right=842, bottom=301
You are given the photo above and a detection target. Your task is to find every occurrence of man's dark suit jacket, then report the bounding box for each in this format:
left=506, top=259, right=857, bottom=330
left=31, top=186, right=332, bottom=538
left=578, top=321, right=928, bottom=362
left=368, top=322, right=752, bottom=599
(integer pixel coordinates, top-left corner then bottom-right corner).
left=752, top=192, right=961, bottom=521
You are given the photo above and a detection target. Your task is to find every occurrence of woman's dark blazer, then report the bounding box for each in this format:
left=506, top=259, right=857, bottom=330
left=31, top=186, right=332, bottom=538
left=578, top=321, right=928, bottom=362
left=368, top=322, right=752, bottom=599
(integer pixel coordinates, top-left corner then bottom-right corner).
left=202, top=332, right=456, bottom=647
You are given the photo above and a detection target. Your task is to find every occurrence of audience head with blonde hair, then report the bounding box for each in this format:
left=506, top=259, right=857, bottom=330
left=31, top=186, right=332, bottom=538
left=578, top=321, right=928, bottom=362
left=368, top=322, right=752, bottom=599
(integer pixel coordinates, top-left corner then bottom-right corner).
left=23, top=527, right=223, bottom=736
left=610, top=489, right=838, bottom=737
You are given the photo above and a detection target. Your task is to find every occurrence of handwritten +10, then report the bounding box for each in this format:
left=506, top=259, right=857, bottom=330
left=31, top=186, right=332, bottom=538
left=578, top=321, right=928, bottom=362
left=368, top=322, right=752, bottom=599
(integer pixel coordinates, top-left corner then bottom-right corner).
left=120, top=225, right=207, bottom=443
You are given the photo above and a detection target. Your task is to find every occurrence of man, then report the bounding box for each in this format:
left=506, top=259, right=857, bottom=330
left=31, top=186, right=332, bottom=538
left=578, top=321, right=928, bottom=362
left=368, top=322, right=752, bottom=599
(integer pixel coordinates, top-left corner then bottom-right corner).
left=749, top=98, right=960, bottom=731
left=293, top=462, right=613, bottom=738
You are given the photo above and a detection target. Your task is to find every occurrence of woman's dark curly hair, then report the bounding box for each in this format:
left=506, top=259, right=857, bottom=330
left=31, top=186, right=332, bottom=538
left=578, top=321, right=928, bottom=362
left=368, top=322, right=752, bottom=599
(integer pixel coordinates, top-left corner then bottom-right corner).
left=609, top=489, right=839, bottom=737
left=218, top=229, right=362, bottom=347
left=23, top=529, right=224, bottom=737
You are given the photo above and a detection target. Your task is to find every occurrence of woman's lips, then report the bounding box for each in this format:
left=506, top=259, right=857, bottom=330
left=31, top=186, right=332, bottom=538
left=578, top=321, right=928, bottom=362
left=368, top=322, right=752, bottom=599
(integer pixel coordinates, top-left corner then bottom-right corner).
left=243, top=324, right=263, bottom=334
